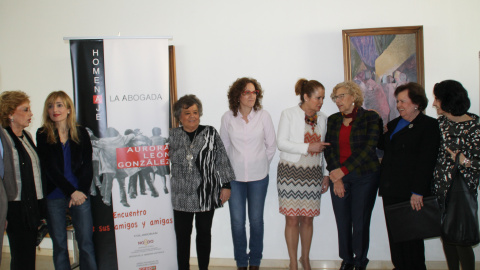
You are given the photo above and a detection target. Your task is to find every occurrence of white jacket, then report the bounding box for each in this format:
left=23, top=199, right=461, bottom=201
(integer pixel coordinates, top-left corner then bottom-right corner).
left=277, top=105, right=328, bottom=173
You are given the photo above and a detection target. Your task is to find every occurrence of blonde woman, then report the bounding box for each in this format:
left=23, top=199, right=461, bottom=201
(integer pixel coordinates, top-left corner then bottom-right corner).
left=325, top=81, right=382, bottom=270
left=36, top=91, right=97, bottom=270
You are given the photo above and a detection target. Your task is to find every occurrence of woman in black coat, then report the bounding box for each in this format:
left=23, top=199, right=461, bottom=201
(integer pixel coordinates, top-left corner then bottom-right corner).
left=36, top=91, right=97, bottom=270
left=0, top=90, right=44, bottom=270
left=378, top=82, right=440, bottom=270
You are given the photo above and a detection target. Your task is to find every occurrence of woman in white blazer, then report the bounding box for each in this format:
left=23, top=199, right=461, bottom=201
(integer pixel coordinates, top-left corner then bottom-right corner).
left=277, top=78, right=330, bottom=270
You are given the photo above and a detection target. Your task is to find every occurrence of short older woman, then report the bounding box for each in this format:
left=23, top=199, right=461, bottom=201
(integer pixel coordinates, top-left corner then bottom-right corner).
left=169, top=94, right=236, bottom=270
left=432, top=80, right=479, bottom=270
left=0, top=91, right=44, bottom=270
left=325, top=81, right=382, bottom=270
left=379, top=82, right=440, bottom=270
left=277, top=78, right=330, bottom=270
left=36, top=91, right=97, bottom=270
left=220, top=77, right=276, bottom=270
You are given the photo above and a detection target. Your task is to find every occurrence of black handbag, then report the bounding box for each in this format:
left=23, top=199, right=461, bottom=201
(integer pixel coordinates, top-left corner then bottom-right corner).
left=441, top=155, right=480, bottom=246
left=384, top=196, right=442, bottom=243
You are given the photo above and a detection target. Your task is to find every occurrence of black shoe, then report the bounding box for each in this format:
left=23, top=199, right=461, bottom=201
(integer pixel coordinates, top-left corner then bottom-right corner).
left=354, top=267, right=366, bottom=270
left=340, top=261, right=354, bottom=270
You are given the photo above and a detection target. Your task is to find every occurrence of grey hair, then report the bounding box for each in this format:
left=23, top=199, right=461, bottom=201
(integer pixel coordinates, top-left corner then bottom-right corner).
left=173, top=94, right=203, bottom=123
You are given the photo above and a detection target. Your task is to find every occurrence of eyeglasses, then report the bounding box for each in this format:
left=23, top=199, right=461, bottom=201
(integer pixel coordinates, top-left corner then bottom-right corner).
left=332, top=93, right=347, bottom=101
left=241, top=90, right=260, bottom=96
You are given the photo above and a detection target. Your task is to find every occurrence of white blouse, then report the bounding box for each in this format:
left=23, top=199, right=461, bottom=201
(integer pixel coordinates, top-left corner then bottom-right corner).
left=220, top=109, right=277, bottom=182
left=7, top=132, right=43, bottom=201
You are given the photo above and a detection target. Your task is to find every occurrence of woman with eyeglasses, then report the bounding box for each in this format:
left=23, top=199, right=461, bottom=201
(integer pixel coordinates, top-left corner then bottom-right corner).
left=324, top=81, right=382, bottom=270
left=220, top=77, right=277, bottom=270
left=277, top=78, right=330, bottom=270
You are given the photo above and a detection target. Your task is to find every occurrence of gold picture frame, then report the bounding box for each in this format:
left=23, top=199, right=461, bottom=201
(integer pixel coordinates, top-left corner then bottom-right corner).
left=342, top=25, right=424, bottom=87
left=342, top=26, right=424, bottom=123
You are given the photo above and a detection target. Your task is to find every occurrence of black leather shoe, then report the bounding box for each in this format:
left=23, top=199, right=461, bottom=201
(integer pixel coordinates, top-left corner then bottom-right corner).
left=354, top=266, right=366, bottom=270
left=340, top=261, right=354, bottom=270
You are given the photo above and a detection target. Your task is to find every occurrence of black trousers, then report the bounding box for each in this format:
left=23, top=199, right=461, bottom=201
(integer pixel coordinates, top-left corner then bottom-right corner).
left=383, top=197, right=426, bottom=270
left=174, top=209, right=215, bottom=270
left=6, top=201, right=37, bottom=270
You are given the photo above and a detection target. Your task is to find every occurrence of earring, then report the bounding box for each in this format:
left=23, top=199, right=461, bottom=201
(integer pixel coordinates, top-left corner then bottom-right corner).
left=68, top=112, right=70, bottom=114
left=415, top=107, right=418, bottom=110
left=10, top=118, right=13, bottom=122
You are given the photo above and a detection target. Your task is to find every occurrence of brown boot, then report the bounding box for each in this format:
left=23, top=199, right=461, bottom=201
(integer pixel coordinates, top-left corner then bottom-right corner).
left=249, top=266, right=259, bottom=270
left=237, top=267, right=247, bottom=270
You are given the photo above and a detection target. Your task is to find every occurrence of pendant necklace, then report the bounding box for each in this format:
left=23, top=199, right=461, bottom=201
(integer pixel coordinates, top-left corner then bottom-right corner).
left=186, top=129, right=198, bottom=170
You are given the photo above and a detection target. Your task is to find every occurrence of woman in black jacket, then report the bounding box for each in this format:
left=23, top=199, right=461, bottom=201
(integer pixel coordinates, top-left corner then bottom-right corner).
left=37, top=91, right=97, bottom=270
left=378, top=82, right=440, bottom=270
left=0, top=90, right=44, bottom=270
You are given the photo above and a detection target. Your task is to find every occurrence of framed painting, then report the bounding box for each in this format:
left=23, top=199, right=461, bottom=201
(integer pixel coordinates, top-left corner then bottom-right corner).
left=342, top=26, right=424, bottom=123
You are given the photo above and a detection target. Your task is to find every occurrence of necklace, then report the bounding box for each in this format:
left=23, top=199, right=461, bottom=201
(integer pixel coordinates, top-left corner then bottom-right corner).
left=185, top=129, right=198, bottom=170
left=305, top=114, right=317, bottom=131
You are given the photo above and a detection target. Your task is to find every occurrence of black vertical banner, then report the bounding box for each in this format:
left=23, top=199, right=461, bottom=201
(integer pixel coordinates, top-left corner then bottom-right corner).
left=70, top=40, right=118, bottom=270
left=70, top=40, right=108, bottom=137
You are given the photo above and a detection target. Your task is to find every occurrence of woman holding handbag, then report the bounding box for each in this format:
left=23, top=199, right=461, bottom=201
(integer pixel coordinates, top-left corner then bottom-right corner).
left=432, top=80, right=480, bottom=270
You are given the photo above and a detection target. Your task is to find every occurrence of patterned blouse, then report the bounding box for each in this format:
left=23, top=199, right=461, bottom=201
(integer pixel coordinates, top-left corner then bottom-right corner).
left=433, top=114, right=480, bottom=203
left=169, top=125, right=235, bottom=212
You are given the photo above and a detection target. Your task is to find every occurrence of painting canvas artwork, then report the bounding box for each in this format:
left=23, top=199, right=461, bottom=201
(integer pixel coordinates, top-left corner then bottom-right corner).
left=342, top=26, right=424, bottom=124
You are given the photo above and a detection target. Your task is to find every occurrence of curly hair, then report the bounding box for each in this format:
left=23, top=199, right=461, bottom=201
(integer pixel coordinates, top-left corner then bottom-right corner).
left=395, top=82, right=428, bottom=111
left=39, top=91, right=80, bottom=144
left=173, top=94, right=203, bottom=123
left=0, top=90, right=30, bottom=128
left=331, top=81, right=364, bottom=107
left=433, top=80, right=470, bottom=116
left=295, top=78, right=325, bottom=104
left=227, top=77, right=263, bottom=117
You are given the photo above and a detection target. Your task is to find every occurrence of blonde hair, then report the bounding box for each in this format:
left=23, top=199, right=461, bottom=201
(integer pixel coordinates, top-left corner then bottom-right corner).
left=0, top=91, right=30, bottom=128
left=40, top=91, right=80, bottom=144
left=331, top=81, right=364, bottom=107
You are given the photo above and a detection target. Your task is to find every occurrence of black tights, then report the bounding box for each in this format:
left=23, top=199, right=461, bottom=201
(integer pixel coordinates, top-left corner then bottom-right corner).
left=442, top=240, right=475, bottom=270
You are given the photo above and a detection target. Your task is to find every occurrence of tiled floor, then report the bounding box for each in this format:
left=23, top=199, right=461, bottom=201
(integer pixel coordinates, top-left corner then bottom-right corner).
left=1, top=253, right=449, bottom=270
left=0, top=254, right=312, bottom=270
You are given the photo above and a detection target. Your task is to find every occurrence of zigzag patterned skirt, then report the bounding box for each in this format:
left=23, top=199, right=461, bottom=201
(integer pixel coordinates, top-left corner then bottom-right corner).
left=277, top=155, right=323, bottom=217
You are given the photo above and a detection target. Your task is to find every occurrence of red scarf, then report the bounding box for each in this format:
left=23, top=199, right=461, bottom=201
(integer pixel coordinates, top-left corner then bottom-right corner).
left=341, top=106, right=358, bottom=126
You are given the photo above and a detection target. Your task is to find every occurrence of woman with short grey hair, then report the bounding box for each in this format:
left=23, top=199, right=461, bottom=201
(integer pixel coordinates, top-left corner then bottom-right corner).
left=169, top=94, right=235, bottom=270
